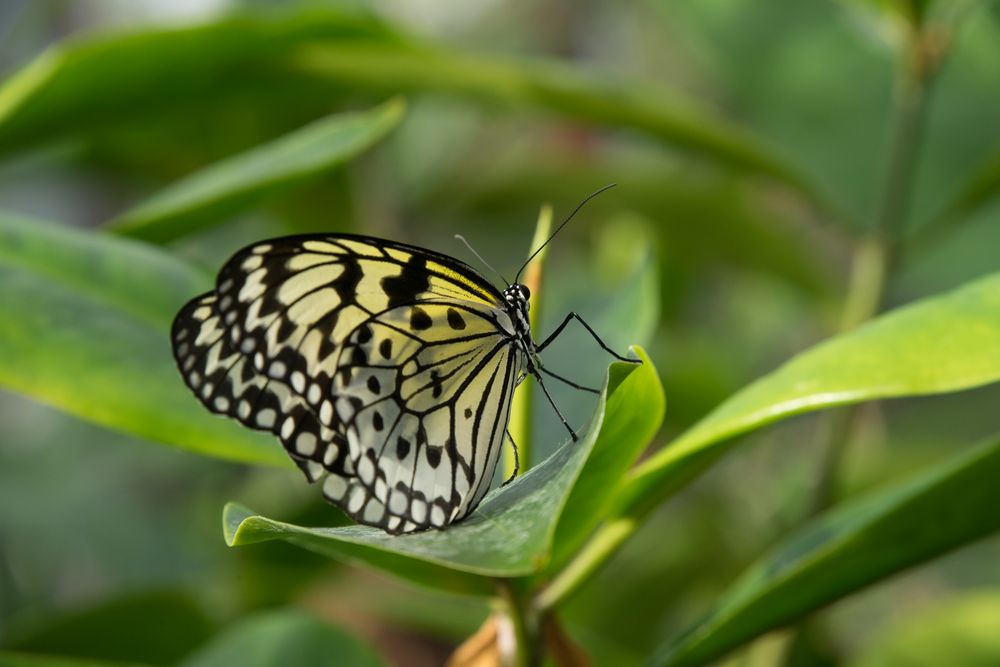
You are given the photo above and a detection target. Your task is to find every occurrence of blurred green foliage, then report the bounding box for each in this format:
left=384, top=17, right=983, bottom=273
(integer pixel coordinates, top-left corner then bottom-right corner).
left=1, top=1, right=1000, bottom=666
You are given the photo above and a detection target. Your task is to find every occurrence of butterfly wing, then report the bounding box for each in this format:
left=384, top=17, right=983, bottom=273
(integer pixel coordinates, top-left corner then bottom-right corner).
left=172, top=234, right=523, bottom=533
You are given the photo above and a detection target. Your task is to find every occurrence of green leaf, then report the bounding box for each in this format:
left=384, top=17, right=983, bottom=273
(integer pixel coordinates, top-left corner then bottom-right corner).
left=851, top=592, right=1000, bottom=667
left=547, top=347, right=665, bottom=570
left=0, top=10, right=396, bottom=154
left=224, top=350, right=660, bottom=594
left=615, top=270, right=1000, bottom=518
left=2, top=590, right=215, bottom=667
left=0, top=213, right=285, bottom=466
left=650, top=434, right=1000, bottom=667
left=0, top=653, right=148, bottom=667
left=108, top=100, right=404, bottom=242
left=0, top=13, right=825, bottom=212
left=0, top=211, right=207, bottom=329
left=179, top=610, right=385, bottom=667
left=293, top=43, right=824, bottom=206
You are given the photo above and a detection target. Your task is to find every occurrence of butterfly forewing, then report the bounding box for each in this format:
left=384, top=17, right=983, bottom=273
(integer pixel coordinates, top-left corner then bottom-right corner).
left=171, top=234, right=525, bottom=533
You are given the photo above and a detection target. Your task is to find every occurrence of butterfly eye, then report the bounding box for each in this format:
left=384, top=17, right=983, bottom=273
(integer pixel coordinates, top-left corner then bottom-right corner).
left=518, top=285, right=531, bottom=300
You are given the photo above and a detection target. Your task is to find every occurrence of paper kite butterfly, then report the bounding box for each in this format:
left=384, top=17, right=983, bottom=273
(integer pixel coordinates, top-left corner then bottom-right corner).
left=171, top=192, right=635, bottom=534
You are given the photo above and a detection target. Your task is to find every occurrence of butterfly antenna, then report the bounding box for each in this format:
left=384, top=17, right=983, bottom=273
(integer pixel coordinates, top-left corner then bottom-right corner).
left=455, top=234, right=510, bottom=288
left=514, top=183, right=617, bottom=284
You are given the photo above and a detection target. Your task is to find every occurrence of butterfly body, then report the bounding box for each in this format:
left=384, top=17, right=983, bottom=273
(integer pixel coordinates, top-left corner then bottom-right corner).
left=173, top=233, right=547, bottom=533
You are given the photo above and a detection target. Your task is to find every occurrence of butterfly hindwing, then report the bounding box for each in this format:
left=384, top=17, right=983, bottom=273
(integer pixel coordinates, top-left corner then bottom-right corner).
left=334, top=303, right=519, bottom=528
left=171, top=294, right=348, bottom=481
left=171, top=234, right=526, bottom=533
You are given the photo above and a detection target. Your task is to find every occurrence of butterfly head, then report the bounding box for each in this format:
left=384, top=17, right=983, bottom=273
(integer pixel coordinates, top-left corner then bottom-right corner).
left=503, top=283, right=532, bottom=338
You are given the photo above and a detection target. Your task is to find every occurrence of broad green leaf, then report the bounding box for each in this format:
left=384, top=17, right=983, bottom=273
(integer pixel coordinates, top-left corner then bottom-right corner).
left=547, top=348, right=664, bottom=570
left=224, top=351, right=659, bottom=594
left=224, top=502, right=492, bottom=596
left=180, top=610, right=385, bottom=667
left=851, top=592, right=1000, bottom=667
left=651, top=434, right=1000, bottom=667
left=615, top=270, right=1000, bottom=519
left=2, top=590, right=215, bottom=667
left=0, top=13, right=824, bottom=212
left=0, top=10, right=397, bottom=154
left=108, top=100, right=404, bottom=242
left=0, top=215, right=285, bottom=466
left=0, top=212, right=207, bottom=329
left=292, top=43, right=825, bottom=206
left=0, top=653, right=147, bottom=667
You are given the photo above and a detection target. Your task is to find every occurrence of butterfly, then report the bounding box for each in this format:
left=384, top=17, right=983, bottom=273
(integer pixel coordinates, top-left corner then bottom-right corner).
left=171, top=192, right=634, bottom=534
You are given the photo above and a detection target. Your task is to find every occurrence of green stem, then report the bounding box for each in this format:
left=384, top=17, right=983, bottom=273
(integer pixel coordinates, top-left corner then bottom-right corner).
left=780, top=21, right=941, bottom=666
left=542, top=20, right=944, bottom=617
left=507, top=204, right=553, bottom=479
left=497, top=579, right=541, bottom=667
left=811, top=18, right=937, bottom=517
left=537, top=516, right=635, bottom=611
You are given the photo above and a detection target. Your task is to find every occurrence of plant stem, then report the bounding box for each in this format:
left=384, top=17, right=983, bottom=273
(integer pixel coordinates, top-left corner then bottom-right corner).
left=810, top=17, right=938, bottom=517
left=537, top=515, right=635, bottom=611
left=543, top=19, right=945, bottom=617
left=507, top=204, right=553, bottom=479
left=497, top=579, right=541, bottom=667
left=780, top=19, right=941, bottom=666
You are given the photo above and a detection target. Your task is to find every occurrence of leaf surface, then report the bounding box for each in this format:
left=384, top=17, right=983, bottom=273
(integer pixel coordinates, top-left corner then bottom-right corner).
left=0, top=213, right=284, bottom=466
left=616, top=271, right=1000, bottom=517
left=652, top=434, right=1000, bottom=667
left=225, top=351, right=661, bottom=594
left=109, top=100, right=404, bottom=241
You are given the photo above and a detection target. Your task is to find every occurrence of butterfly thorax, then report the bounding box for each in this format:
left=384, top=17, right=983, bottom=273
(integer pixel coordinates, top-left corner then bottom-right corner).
left=501, top=283, right=535, bottom=367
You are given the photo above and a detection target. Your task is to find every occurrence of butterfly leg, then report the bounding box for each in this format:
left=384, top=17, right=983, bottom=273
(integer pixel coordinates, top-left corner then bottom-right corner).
left=535, top=312, right=639, bottom=363
left=533, top=370, right=578, bottom=442
left=540, top=366, right=600, bottom=394
left=503, top=430, right=519, bottom=486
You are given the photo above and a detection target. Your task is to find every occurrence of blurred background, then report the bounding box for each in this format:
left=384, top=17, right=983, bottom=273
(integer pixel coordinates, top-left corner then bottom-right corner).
left=2, top=1, right=1000, bottom=665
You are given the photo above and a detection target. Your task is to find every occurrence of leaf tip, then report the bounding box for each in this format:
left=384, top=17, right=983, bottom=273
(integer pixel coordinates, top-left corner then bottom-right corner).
left=222, top=501, right=259, bottom=547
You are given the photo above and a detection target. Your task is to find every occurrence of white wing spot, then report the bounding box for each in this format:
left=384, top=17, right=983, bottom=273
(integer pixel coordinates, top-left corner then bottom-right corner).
left=388, top=490, right=407, bottom=515
left=411, top=499, right=427, bottom=524
left=358, top=457, right=375, bottom=485
left=291, top=371, right=306, bottom=393
left=256, top=409, right=276, bottom=428
left=242, top=255, right=263, bottom=271
left=296, top=432, right=317, bottom=456
left=324, top=475, right=348, bottom=500
left=347, top=486, right=366, bottom=513
left=430, top=505, right=446, bottom=527
left=323, top=445, right=339, bottom=466
left=281, top=416, right=295, bottom=440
